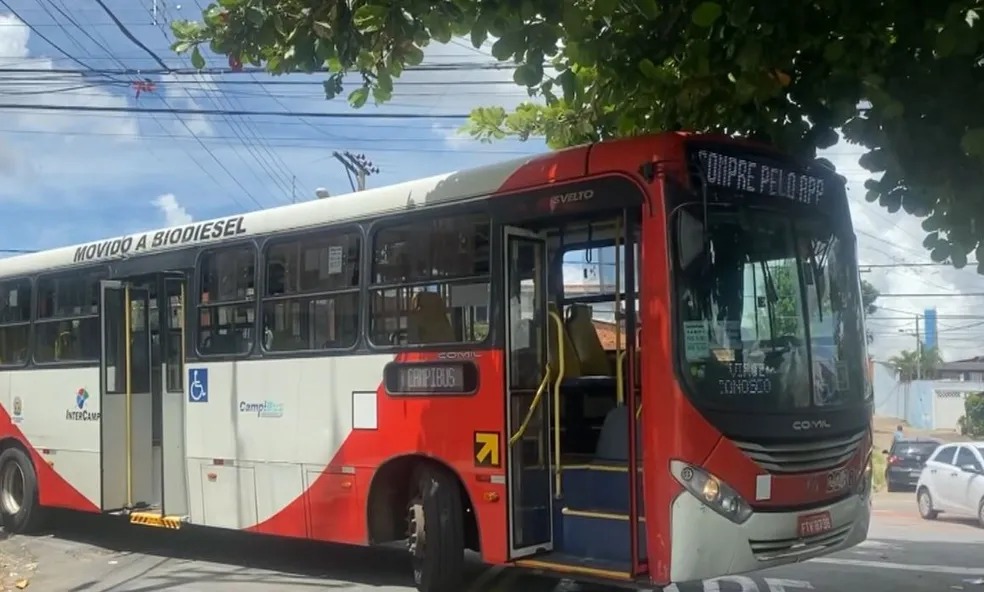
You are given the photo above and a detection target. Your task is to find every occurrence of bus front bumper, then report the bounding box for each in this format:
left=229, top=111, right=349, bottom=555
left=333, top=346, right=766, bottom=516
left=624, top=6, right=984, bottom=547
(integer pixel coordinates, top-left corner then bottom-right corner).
left=669, top=490, right=870, bottom=582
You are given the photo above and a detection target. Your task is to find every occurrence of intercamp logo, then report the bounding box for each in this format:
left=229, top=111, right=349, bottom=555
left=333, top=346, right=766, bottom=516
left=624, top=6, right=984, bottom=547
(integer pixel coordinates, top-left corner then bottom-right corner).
left=66, top=388, right=100, bottom=422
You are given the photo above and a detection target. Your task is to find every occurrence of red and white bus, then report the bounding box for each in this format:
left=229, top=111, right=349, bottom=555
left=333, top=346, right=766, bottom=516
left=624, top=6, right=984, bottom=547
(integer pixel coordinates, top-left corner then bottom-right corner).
left=0, top=131, right=872, bottom=591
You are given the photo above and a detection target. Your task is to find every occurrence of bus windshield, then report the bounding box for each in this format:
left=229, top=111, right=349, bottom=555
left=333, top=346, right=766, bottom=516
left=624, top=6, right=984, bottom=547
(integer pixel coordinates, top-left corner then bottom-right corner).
left=673, top=202, right=866, bottom=411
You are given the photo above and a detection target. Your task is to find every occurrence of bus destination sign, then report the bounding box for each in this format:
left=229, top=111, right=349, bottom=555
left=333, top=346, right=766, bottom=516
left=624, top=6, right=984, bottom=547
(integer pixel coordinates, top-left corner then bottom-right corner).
left=696, top=149, right=826, bottom=207
left=384, top=361, right=478, bottom=396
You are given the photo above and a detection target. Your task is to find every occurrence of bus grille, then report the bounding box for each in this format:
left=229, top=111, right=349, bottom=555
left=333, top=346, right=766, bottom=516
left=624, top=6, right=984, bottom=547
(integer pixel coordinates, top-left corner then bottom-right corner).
left=732, top=430, right=866, bottom=474
left=748, top=523, right=852, bottom=561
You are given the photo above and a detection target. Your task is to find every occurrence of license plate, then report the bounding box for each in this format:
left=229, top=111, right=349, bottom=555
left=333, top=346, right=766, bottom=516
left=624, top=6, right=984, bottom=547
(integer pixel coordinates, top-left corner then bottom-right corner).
left=797, top=511, right=833, bottom=538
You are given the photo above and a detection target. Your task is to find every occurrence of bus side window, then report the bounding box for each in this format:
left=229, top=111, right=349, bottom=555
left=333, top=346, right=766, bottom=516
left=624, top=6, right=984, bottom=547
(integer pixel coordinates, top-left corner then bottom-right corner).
left=260, top=229, right=361, bottom=352
left=0, top=278, right=31, bottom=366
left=368, top=213, right=491, bottom=347
left=197, top=245, right=256, bottom=356
left=35, top=269, right=105, bottom=363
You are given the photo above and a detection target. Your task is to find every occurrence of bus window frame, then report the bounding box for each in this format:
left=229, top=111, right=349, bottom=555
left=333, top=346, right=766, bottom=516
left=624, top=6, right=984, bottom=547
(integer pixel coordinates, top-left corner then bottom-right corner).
left=32, top=265, right=108, bottom=368
left=256, top=223, right=366, bottom=357
left=0, top=276, right=33, bottom=370
left=553, top=237, right=641, bottom=308
left=364, top=205, right=495, bottom=352
left=192, top=239, right=260, bottom=360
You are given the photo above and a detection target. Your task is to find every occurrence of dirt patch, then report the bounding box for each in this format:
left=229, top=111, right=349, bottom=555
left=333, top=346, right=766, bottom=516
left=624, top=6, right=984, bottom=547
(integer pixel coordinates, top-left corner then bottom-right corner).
left=0, top=534, right=37, bottom=591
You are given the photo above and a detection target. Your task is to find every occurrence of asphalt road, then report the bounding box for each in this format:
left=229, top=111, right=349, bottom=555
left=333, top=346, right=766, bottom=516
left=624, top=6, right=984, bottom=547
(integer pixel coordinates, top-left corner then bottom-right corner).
left=1, top=492, right=982, bottom=591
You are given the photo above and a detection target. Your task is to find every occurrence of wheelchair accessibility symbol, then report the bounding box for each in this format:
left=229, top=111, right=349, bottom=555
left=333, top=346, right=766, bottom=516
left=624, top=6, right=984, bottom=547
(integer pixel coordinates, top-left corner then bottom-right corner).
left=188, top=368, right=209, bottom=403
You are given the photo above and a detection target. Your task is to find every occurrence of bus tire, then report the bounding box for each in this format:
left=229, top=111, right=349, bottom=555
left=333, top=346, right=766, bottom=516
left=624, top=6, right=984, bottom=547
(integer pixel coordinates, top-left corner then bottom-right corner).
left=0, top=446, right=45, bottom=534
left=407, top=464, right=465, bottom=592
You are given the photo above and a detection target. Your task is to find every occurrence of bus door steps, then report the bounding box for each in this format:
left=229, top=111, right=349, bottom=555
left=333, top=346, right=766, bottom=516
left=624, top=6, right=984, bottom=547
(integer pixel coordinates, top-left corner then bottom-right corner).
left=513, top=552, right=645, bottom=587
left=556, top=507, right=647, bottom=563
left=560, top=462, right=645, bottom=515
left=128, top=510, right=186, bottom=530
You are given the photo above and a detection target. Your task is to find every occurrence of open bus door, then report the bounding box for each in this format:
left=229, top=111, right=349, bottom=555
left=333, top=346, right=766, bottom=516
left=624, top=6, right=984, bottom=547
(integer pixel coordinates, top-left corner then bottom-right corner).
left=502, top=226, right=554, bottom=558
left=99, top=274, right=189, bottom=523
left=99, top=280, right=154, bottom=511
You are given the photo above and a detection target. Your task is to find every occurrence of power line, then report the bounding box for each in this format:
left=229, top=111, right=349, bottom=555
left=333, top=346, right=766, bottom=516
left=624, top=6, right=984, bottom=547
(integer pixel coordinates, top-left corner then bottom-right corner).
left=92, top=0, right=169, bottom=70
left=0, top=62, right=517, bottom=77
left=0, top=103, right=470, bottom=118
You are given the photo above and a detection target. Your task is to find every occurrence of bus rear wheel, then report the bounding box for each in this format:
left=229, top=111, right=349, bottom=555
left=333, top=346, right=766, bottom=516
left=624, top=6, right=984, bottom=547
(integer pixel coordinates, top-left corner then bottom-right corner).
left=0, top=447, right=44, bottom=533
left=406, top=465, right=465, bottom=592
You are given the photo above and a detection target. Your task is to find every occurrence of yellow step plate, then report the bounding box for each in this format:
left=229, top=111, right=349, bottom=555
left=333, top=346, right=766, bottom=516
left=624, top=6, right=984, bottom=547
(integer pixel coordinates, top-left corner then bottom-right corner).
left=129, top=511, right=182, bottom=529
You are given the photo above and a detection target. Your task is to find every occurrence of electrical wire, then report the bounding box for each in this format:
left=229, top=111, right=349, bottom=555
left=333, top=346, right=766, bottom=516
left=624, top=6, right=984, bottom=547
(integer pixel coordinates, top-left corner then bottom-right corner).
left=0, top=102, right=471, bottom=118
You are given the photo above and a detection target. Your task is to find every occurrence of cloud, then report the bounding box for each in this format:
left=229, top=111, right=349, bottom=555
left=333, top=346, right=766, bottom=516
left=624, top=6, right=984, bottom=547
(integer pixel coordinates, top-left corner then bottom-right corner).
left=158, top=72, right=216, bottom=136
left=0, top=13, right=138, bottom=138
left=153, top=193, right=193, bottom=226
left=0, top=139, right=19, bottom=176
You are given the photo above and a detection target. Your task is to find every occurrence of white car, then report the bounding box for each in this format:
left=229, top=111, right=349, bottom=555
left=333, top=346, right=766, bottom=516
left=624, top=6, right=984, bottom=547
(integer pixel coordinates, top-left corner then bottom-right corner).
left=915, top=441, right=984, bottom=527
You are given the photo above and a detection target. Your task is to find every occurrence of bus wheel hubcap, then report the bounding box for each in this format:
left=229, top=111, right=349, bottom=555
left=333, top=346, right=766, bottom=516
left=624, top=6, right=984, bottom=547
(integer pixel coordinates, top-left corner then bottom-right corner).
left=0, top=462, right=24, bottom=516
left=407, top=501, right=425, bottom=558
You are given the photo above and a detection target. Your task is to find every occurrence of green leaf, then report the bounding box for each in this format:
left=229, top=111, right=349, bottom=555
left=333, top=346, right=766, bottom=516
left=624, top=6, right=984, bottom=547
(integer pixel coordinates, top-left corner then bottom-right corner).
left=922, top=231, right=940, bottom=249
left=404, top=44, right=425, bottom=66
left=190, top=46, right=206, bottom=69
left=172, top=40, right=193, bottom=55
left=513, top=64, right=542, bottom=86
left=692, top=2, right=723, bottom=27
left=470, top=22, right=488, bottom=49
left=557, top=69, right=576, bottom=103
left=638, top=58, right=659, bottom=80
left=372, top=85, right=393, bottom=104
left=353, top=5, right=388, bottom=31
left=245, top=6, right=264, bottom=26
left=348, top=86, right=369, bottom=108
left=491, top=33, right=521, bottom=61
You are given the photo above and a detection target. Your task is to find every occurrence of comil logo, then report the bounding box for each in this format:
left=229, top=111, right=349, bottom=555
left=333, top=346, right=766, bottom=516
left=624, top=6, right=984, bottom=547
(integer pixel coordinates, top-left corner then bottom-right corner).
left=66, top=388, right=100, bottom=422
left=792, top=419, right=832, bottom=431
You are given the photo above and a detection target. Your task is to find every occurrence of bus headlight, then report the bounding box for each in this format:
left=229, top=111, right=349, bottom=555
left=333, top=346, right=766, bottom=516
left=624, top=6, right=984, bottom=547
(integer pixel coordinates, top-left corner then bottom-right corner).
left=670, top=460, right=753, bottom=524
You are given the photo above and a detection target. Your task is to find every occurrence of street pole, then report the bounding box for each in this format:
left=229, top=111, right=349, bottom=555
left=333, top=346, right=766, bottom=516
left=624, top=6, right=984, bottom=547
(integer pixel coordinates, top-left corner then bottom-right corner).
left=915, top=314, right=922, bottom=380
left=332, top=151, right=379, bottom=192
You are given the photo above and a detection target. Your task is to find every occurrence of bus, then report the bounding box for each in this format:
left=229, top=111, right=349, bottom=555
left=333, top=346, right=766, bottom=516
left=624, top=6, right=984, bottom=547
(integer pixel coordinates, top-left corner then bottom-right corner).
left=0, top=131, right=872, bottom=591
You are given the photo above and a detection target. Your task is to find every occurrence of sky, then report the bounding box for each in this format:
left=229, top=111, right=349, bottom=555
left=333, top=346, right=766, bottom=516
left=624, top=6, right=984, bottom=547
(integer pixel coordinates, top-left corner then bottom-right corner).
left=0, top=1, right=981, bottom=364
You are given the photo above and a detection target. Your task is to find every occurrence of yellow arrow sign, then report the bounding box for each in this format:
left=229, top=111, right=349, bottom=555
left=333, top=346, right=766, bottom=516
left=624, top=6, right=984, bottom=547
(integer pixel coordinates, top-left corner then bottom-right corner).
left=474, top=431, right=500, bottom=468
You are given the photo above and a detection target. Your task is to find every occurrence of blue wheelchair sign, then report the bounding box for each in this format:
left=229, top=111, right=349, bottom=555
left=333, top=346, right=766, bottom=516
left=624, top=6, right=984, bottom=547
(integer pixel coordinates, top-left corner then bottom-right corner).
left=188, top=368, right=209, bottom=403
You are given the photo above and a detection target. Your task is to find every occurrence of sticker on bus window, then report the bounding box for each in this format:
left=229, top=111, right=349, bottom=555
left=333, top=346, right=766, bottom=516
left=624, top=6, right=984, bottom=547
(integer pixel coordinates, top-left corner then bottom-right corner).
left=683, top=320, right=709, bottom=361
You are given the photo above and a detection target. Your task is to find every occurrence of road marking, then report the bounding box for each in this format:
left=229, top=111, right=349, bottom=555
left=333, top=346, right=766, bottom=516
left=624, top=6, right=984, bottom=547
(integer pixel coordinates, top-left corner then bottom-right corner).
left=811, top=557, right=984, bottom=576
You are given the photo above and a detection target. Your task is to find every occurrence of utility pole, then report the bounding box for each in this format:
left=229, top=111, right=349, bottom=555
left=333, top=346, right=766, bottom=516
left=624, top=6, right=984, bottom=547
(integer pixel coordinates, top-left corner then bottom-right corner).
left=915, top=315, right=922, bottom=380
left=332, top=151, right=379, bottom=192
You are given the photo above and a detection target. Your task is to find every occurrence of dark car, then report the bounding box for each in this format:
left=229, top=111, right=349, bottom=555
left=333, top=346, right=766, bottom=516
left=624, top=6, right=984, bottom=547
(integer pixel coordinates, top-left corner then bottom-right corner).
left=883, top=437, right=942, bottom=492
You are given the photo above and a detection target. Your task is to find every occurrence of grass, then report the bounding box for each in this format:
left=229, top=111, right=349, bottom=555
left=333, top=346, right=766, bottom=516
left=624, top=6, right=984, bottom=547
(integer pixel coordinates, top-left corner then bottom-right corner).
left=871, top=449, right=887, bottom=492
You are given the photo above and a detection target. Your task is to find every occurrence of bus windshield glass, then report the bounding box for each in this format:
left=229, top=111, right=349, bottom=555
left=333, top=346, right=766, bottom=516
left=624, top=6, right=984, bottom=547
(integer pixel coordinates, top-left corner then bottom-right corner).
left=673, top=201, right=866, bottom=411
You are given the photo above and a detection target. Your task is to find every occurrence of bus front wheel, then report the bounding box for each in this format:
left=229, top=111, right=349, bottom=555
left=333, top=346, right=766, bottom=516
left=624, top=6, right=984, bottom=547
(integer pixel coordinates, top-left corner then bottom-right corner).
left=407, top=464, right=465, bottom=592
left=0, top=446, right=45, bottom=534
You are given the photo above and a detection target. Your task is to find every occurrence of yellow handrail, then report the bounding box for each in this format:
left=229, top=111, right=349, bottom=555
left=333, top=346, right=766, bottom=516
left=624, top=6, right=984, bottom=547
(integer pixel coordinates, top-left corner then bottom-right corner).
left=508, top=365, right=552, bottom=447
left=547, top=310, right=566, bottom=498
left=124, top=285, right=133, bottom=508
